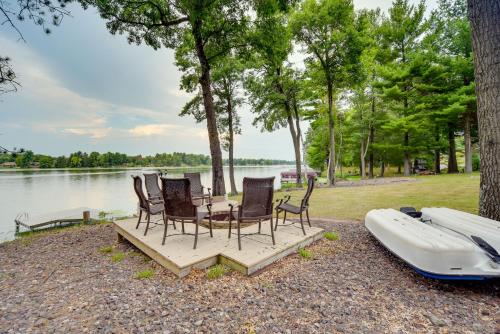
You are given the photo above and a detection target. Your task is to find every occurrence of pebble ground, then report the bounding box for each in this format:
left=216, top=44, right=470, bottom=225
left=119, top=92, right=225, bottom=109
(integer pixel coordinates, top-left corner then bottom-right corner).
left=1, top=220, right=499, bottom=333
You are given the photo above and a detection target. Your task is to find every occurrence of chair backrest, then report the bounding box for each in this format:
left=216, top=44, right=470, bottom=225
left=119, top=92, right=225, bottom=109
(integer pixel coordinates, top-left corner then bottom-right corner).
left=184, top=172, right=203, bottom=195
left=161, top=177, right=196, bottom=218
left=301, top=176, right=315, bottom=209
left=240, top=177, right=275, bottom=218
left=132, top=175, right=148, bottom=210
left=144, top=173, right=162, bottom=198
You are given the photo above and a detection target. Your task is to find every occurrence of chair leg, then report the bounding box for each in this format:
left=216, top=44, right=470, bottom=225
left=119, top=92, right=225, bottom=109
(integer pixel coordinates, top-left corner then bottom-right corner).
left=283, top=211, right=287, bottom=225
left=181, top=220, right=185, bottom=234
left=209, top=215, right=213, bottom=237
left=144, top=213, right=150, bottom=236
left=258, top=220, right=261, bottom=234
left=237, top=219, right=242, bottom=251
left=270, top=218, right=275, bottom=245
left=274, top=209, right=280, bottom=231
left=135, top=210, right=142, bottom=229
left=306, top=209, right=311, bottom=227
left=194, top=220, right=199, bottom=250
left=162, top=218, right=169, bottom=245
left=299, top=212, right=306, bottom=236
left=228, top=215, right=232, bottom=238
left=172, top=218, right=177, bottom=230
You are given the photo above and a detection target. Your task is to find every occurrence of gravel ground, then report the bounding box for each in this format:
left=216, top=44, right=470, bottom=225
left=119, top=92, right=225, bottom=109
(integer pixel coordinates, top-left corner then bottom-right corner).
left=0, top=220, right=499, bottom=334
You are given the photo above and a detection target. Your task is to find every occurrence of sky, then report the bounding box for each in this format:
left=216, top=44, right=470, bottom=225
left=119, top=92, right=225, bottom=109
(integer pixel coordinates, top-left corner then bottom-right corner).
left=0, top=0, right=437, bottom=160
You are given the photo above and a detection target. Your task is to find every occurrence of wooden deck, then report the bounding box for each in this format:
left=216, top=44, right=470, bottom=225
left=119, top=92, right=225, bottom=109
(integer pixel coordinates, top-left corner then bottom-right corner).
left=115, top=217, right=324, bottom=277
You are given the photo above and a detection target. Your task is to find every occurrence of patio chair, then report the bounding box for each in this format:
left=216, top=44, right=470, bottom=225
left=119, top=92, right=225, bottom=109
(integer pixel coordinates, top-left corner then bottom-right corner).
left=144, top=173, right=163, bottom=202
left=132, top=175, right=170, bottom=236
left=274, top=176, right=315, bottom=235
left=228, top=177, right=275, bottom=251
left=161, top=177, right=213, bottom=249
left=184, top=172, right=211, bottom=205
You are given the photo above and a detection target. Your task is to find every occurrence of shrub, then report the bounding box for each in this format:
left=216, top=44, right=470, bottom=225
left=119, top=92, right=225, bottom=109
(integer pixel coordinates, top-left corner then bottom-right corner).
left=324, top=231, right=339, bottom=241
left=206, top=264, right=228, bottom=279
left=298, top=247, right=313, bottom=259
left=472, top=153, right=480, bottom=171
left=111, top=252, right=125, bottom=263
left=135, top=269, right=154, bottom=279
left=99, top=246, right=113, bottom=253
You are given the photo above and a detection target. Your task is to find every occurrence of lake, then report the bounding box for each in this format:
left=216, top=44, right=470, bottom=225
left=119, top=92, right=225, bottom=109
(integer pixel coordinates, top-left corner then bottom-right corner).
left=0, top=166, right=292, bottom=242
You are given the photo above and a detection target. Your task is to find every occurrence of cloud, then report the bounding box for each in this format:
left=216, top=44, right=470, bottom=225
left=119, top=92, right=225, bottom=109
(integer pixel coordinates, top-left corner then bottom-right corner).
left=129, top=124, right=180, bottom=137
left=128, top=123, right=207, bottom=140
left=63, top=127, right=112, bottom=139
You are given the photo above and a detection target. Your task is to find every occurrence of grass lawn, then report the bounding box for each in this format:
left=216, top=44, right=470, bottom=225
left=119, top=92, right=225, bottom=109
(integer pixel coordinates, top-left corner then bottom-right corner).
left=268, top=173, right=480, bottom=221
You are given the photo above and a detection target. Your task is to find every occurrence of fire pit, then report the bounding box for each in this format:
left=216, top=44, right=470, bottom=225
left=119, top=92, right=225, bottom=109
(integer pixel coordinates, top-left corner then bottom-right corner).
left=199, top=200, right=257, bottom=229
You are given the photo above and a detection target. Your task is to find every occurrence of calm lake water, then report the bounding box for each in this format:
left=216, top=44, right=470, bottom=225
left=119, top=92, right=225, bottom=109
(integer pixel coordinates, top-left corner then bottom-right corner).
left=0, top=166, right=292, bottom=242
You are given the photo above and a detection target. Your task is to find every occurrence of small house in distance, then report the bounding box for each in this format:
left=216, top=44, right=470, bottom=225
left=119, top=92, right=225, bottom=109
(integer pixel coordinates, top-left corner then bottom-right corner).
left=1, top=162, right=17, bottom=168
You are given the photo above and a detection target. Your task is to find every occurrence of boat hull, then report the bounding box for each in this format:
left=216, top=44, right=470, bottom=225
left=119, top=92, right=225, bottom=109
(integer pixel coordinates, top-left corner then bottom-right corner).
left=365, top=208, right=500, bottom=280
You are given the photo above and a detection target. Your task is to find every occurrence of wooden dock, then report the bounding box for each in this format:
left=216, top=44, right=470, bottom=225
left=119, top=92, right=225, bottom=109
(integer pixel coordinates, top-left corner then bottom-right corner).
left=15, top=207, right=101, bottom=233
left=115, top=217, right=324, bottom=277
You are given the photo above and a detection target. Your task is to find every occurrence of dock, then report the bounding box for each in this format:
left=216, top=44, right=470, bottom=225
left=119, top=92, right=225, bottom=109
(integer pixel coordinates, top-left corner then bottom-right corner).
left=15, top=207, right=101, bottom=233
left=115, top=217, right=324, bottom=277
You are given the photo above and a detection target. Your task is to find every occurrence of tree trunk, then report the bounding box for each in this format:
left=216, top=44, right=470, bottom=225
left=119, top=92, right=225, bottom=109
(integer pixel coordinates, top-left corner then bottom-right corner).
left=368, top=92, right=375, bottom=178
left=293, top=99, right=304, bottom=187
left=276, top=69, right=301, bottom=186
left=403, top=132, right=411, bottom=176
left=434, top=131, right=441, bottom=174
left=380, top=160, right=385, bottom=177
left=447, top=123, right=459, bottom=173
left=468, top=0, right=500, bottom=220
left=227, top=97, right=237, bottom=195
left=193, top=21, right=225, bottom=195
left=464, top=112, right=473, bottom=173
left=397, top=164, right=401, bottom=174
left=360, top=139, right=366, bottom=179
left=327, top=82, right=336, bottom=185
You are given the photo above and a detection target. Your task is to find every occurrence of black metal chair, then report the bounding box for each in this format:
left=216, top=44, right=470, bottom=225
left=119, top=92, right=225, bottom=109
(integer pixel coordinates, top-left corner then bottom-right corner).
left=132, top=175, right=168, bottom=236
left=228, top=177, right=275, bottom=251
left=275, top=177, right=315, bottom=235
left=161, top=177, right=213, bottom=249
left=184, top=172, right=211, bottom=205
left=144, top=173, right=163, bottom=202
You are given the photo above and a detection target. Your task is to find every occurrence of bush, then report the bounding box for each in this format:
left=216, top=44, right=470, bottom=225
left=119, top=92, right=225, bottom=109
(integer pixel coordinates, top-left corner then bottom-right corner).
left=135, top=269, right=154, bottom=279
left=472, top=153, right=480, bottom=171
left=99, top=246, right=113, bottom=253
left=298, top=247, right=313, bottom=259
left=111, top=252, right=125, bottom=263
left=324, top=231, right=339, bottom=241
left=206, top=264, right=229, bottom=279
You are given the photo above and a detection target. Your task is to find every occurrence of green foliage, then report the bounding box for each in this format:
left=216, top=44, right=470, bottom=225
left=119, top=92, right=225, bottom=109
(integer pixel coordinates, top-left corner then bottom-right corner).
left=472, top=153, right=480, bottom=171
left=134, top=269, right=155, bottom=279
left=206, top=264, right=229, bottom=279
left=111, top=252, right=125, bottom=263
left=99, top=245, right=113, bottom=253
left=324, top=231, right=339, bottom=241
left=298, top=247, right=313, bottom=259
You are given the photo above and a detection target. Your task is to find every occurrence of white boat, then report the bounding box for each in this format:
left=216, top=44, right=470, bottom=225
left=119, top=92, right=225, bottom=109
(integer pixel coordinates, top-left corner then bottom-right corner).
left=365, top=208, right=500, bottom=280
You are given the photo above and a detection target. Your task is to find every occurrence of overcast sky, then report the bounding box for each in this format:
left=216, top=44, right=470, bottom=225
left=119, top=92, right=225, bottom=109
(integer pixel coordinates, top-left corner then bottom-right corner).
left=0, top=0, right=437, bottom=159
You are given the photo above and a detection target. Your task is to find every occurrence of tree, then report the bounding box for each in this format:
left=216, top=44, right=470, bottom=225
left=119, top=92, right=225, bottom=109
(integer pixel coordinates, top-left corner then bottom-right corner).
left=179, top=53, right=244, bottom=195
left=1, top=0, right=70, bottom=93
left=378, top=0, right=428, bottom=176
left=15, top=150, right=34, bottom=168
left=432, top=0, right=476, bottom=173
left=291, top=0, right=363, bottom=185
left=82, top=0, right=251, bottom=195
left=0, top=57, right=19, bottom=95
left=467, top=0, right=500, bottom=220
left=245, top=10, right=304, bottom=185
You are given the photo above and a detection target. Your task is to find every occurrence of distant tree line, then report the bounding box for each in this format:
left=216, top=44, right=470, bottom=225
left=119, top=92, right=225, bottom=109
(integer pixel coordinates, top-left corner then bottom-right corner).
left=0, top=150, right=293, bottom=168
